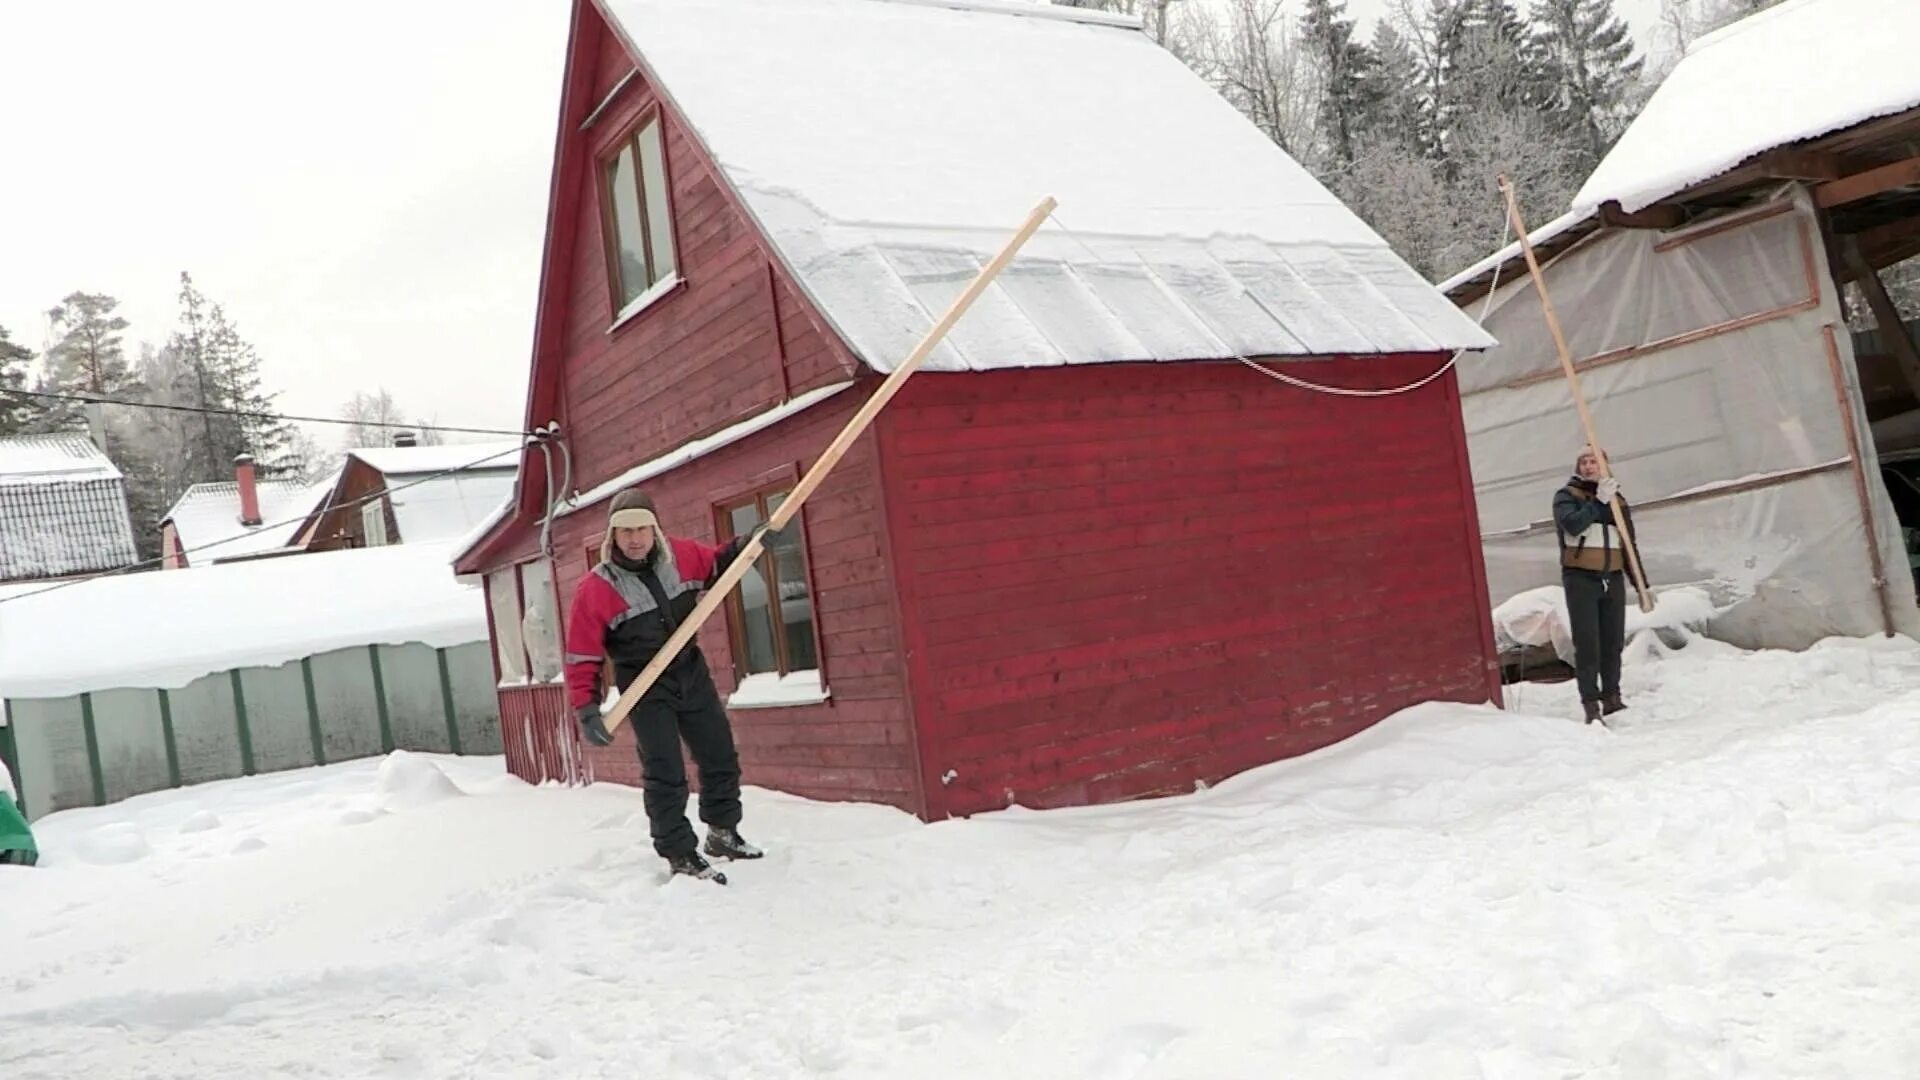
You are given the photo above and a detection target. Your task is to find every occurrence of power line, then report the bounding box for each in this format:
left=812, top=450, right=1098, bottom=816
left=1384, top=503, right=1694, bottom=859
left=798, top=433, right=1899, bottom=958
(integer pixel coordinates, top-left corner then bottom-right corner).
left=0, top=442, right=527, bottom=608
left=2, top=386, right=532, bottom=438
left=1045, top=208, right=1509, bottom=398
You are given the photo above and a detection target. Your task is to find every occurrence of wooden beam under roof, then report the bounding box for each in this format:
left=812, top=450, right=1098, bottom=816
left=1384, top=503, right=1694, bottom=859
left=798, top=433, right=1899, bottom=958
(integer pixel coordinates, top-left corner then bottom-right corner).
left=1816, top=153, right=1920, bottom=209
left=1598, top=200, right=1686, bottom=229
left=1841, top=235, right=1920, bottom=405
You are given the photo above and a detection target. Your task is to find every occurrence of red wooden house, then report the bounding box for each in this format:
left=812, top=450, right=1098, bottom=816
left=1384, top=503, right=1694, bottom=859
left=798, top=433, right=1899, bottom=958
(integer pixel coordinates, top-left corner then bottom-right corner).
left=454, top=0, right=1502, bottom=820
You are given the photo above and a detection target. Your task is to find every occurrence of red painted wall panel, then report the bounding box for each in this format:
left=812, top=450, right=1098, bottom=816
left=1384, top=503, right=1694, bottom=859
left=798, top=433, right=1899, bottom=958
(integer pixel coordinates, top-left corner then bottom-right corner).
left=538, top=386, right=922, bottom=815
left=877, top=359, right=1500, bottom=819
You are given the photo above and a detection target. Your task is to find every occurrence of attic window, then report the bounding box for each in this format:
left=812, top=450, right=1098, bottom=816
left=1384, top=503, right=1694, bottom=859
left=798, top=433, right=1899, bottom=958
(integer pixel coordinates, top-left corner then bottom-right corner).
left=599, top=113, right=678, bottom=317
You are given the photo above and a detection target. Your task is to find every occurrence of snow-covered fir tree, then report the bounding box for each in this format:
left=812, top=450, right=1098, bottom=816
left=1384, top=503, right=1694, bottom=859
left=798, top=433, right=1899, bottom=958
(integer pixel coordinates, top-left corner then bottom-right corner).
left=164, top=272, right=301, bottom=480
left=1298, top=0, right=1380, bottom=165
left=1535, top=0, right=1643, bottom=168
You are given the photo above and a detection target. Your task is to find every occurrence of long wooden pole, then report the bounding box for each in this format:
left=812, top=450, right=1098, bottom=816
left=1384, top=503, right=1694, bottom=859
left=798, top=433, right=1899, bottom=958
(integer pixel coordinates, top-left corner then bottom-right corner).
left=601, top=195, right=1059, bottom=736
left=1497, top=174, right=1655, bottom=613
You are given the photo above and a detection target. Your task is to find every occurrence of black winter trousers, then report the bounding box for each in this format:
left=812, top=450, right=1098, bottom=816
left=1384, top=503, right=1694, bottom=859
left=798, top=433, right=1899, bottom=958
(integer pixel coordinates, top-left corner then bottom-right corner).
left=1563, top=568, right=1626, bottom=703
left=629, top=683, right=743, bottom=858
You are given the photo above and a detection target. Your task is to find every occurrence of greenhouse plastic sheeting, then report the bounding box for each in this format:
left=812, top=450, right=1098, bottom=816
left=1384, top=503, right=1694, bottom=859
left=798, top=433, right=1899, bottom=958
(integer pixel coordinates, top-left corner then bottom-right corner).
left=1459, top=185, right=1920, bottom=650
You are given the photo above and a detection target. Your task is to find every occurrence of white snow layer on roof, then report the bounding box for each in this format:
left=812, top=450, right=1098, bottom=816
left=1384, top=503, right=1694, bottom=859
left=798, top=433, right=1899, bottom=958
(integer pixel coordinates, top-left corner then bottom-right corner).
left=0, top=433, right=121, bottom=485
left=0, top=543, right=486, bottom=700
left=163, top=475, right=336, bottom=563
left=347, top=440, right=524, bottom=477
left=389, top=471, right=519, bottom=544
left=598, top=0, right=1494, bottom=367
left=1575, top=0, right=1920, bottom=215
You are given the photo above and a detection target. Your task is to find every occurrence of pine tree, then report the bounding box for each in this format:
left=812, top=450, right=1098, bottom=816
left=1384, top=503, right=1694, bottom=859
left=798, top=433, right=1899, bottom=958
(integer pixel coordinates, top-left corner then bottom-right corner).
left=166, top=272, right=300, bottom=481
left=1363, top=21, right=1431, bottom=155
left=1535, top=0, right=1643, bottom=168
left=0, top=324, right=39, bottom=437
left=1298, top=0, right=1379, bottom=165
left=1450, top=0, right=1554, bottom=117
left=43, top=292, right=137, bottom=399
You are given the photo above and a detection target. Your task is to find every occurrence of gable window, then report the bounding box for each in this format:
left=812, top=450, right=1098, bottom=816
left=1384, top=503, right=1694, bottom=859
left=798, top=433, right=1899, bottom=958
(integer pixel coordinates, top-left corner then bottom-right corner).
left=716, top=487, right=821, bottom=686
left=600, top=113, right=677, bottom=317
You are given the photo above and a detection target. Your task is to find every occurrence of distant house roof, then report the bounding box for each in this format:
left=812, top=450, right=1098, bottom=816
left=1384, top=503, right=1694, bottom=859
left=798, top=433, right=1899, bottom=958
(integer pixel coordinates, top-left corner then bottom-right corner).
left=162, top=472, right=339, bottom=565
left=596, top=0, right=1494, bottom=369
left=0, top=433, right=140, bottom=582
left=345, top=440, right=524, bottom=477
left=343, top=441, right=522, bottom=545
left=1575, top=0, right=1920, bottom=215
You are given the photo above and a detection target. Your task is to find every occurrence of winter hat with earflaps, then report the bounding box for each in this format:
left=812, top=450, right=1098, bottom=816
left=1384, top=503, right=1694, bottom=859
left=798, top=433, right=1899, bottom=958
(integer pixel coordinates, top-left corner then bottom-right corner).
left=600, top=487, right=666, bottom=564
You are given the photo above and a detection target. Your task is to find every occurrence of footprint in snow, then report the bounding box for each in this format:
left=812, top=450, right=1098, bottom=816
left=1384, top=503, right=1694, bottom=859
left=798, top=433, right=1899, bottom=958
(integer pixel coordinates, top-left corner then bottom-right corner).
left=179, top=810, right=221, bottom=834
left=1087, top=1022, right=1187, bottom=1080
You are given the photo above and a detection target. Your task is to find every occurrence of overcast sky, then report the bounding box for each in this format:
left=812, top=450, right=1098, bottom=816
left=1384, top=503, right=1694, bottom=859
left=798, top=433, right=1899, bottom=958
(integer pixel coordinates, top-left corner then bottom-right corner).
left=0, top=0, right=1672, bottom=450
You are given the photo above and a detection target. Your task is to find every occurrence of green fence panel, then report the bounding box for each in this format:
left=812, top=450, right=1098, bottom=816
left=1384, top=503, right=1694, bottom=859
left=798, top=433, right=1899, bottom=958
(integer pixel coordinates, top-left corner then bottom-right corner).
left=166, top=672, right=246, bottom=787
left=378, top=644, right=453, bottom=753
left=238, top=660, right=320, bottom=775
left=307, top=647, right=384, bottom=762
left=87, top=687, right=171, bottom=805
left=6, top=698, right=91, bottom=821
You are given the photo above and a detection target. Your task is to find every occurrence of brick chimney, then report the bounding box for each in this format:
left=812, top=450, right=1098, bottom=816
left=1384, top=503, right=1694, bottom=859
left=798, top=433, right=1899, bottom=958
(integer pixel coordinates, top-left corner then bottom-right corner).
left=234, top=453, right=262, bottom=526
left=392, top=431, right=418, bottom=448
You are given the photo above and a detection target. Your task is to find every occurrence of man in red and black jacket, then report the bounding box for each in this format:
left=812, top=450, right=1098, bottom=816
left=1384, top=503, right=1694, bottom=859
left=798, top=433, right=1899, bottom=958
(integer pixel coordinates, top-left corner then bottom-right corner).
left=565, top=487, right=772, bottom=882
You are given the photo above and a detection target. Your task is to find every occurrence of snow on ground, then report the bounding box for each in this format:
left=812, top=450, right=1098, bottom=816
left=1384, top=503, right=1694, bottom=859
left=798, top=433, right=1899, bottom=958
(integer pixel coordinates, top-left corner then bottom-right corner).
left=6, top=635, right=1920, bottom=1078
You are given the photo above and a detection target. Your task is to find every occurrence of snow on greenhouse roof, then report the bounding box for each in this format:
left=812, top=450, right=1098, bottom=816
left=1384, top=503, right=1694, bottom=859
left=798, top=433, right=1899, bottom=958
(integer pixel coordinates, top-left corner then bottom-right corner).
left=1575, top=0, right=1920, bottom=215
left=0, top=542, right=486, bottom=700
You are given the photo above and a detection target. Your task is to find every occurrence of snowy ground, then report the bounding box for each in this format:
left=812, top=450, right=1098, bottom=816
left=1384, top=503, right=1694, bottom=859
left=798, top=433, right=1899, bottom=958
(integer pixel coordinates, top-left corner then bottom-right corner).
left=5, top=634, right=1920, bottom=1079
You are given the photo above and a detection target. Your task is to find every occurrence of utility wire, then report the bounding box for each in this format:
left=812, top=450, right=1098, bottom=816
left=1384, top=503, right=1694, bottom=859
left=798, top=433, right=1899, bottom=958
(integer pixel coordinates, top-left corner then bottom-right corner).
left=0, top=442, right=528, bottom=609
left=1045, top=206, right=1509, bottom=397
left=2, top=386, right=532, bottom=438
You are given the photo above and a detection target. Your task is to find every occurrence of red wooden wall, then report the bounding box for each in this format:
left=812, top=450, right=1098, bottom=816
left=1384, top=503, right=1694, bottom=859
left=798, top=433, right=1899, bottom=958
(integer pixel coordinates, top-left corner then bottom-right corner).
left=558, top=21, right=849, bottom=484
left=875, top=359, right=1501, bottom=819
left=539, top=390, right=923, bottom=813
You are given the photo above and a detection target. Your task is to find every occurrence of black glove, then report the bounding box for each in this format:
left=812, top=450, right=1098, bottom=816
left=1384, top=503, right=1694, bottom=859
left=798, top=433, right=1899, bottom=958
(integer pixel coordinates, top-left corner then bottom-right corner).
left=577, top=704, right=613, bottom=747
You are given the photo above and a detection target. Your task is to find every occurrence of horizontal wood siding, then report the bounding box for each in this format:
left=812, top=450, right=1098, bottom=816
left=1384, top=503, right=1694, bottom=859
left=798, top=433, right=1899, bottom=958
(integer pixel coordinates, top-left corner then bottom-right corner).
left=559, top=32, right=852, bottom=508
left=545, top=386, right=921, bottom=813
left=879, top=360, right=1498, bottom=818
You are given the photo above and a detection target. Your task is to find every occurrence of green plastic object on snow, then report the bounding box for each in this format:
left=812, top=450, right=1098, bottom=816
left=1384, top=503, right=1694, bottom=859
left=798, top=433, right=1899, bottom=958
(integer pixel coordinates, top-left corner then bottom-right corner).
left=0, top=790, right=37, bottom=867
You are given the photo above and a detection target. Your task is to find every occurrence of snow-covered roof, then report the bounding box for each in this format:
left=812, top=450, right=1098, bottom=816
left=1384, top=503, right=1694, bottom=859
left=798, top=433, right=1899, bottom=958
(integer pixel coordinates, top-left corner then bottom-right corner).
left=0, top=542, right=488, bottom=700
left=346, top=440, right=524, bottom=478
left=1575, top=0, right=1920, bottom=215
left=0, top=433, right=139, bottom=582
left=597, top=0, right=1494, bottom=368
left=162, top=473, right=338, bottom=565
left=0, top=431, right=122, bottom=484
left=389, top=471, right=518, bottom=544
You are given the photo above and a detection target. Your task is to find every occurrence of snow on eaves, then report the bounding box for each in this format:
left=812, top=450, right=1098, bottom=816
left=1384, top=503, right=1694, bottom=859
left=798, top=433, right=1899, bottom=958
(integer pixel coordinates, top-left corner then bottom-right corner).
left=598, top=0, right=1494, bottom=367
left=0, top=542, right=487, bottom=701
left=559, top=381, right=857, bottom=517
left=1575, top=0, right=1920, bottom=215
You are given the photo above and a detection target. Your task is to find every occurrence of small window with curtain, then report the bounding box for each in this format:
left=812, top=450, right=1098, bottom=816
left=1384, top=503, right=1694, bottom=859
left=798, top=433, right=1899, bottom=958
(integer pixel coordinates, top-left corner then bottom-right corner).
left=716, top=487, right=825, bottom=707
left=599, top=112, right=678, bottom=318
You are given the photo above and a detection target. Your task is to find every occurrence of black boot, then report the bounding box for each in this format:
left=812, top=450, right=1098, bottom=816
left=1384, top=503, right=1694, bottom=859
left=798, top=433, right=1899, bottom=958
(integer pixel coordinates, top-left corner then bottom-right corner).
left=704, top=826, right=764, bottom=860
left=1583, top=700, right=1605, bottom=725
left=1601, top=692, right=1627, bottom=716
left=667, top=851, right=727, bottom=885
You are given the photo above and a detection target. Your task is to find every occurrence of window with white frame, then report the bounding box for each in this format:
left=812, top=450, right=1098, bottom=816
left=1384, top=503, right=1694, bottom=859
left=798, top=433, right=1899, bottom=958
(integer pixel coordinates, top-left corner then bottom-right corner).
left=716, top=487, right=825, bottom=708
left=599, top=113, right=677, bottom=315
